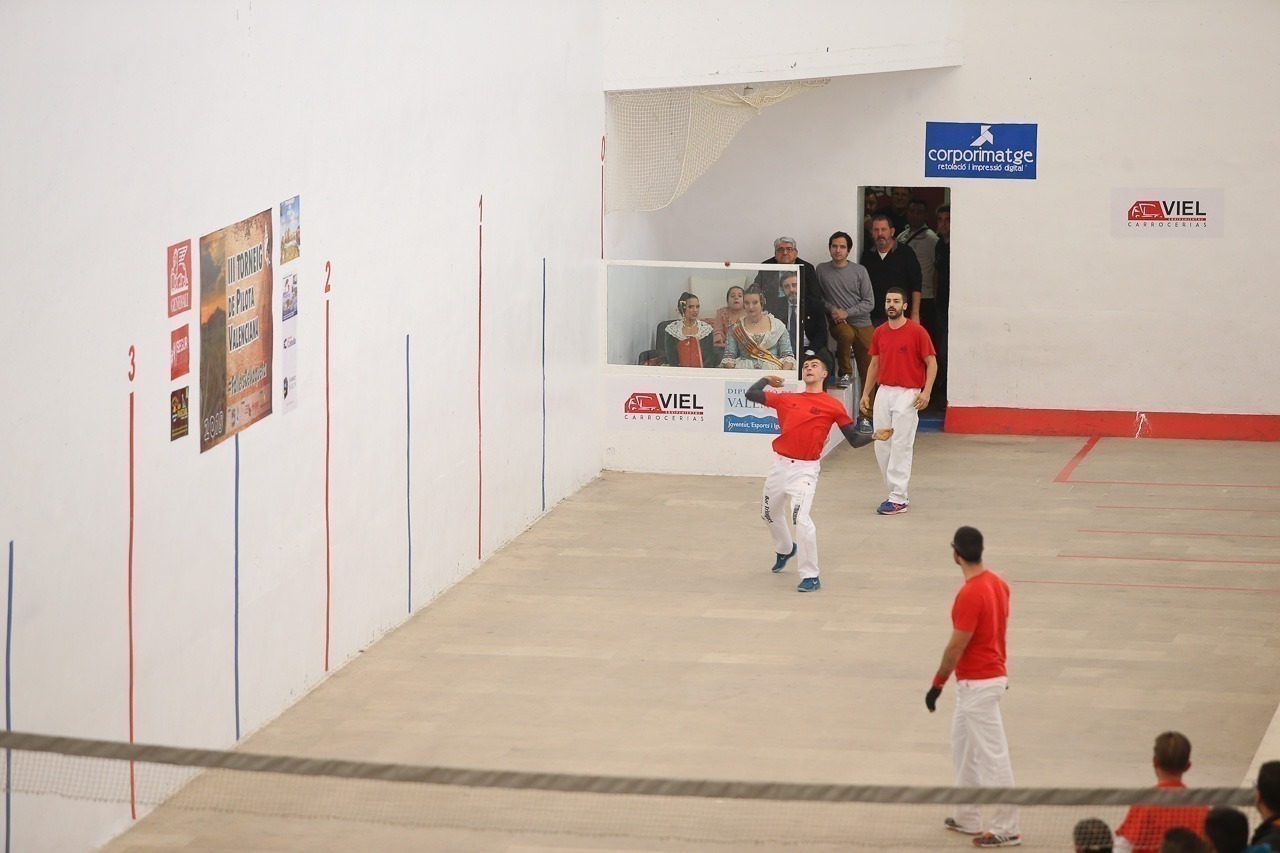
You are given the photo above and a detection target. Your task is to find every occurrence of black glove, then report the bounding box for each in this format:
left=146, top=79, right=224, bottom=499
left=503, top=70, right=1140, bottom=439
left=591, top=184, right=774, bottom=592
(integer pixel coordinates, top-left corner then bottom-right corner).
left=925, top=685, right=942, bottom=712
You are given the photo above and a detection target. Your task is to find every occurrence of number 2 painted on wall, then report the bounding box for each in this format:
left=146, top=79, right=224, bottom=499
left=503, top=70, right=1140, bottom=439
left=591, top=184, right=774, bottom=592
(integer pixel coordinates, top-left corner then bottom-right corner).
left=324, top=260, right=332, bottom=293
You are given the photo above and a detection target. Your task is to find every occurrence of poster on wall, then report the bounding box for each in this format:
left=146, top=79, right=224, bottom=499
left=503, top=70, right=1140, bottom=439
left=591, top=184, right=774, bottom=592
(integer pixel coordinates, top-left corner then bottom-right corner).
left=1110, top=188, right=1224, bottom=238
left=280, top=196, right=300, bottom=264
left=923, top=122, right=1038, bottom=180
left=607, top=375, right=721, bottom=431
left=171, top=387, right=190, bottom=441
left=170, top=324, right=190, bottom=380
left=198, top=209, right=273, bottom=453
left=167, top=240, right=192, bottom=317
left=723, top=380, right=784, bottom=435
left=281, top=272, right=298, bottom=413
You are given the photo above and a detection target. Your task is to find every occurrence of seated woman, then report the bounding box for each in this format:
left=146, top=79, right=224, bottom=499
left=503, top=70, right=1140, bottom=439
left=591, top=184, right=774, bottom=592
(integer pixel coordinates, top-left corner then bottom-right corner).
left=663, top=291, right=716, bottom=368
left=721, top=288, right=795, bottom=370
left=709, top=285, right=746, bottom=350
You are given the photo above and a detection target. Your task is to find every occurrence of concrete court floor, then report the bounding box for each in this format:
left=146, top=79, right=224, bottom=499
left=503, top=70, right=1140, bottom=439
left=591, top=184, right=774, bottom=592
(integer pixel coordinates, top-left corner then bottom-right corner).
left=104, top=433, right=1280, bottom=852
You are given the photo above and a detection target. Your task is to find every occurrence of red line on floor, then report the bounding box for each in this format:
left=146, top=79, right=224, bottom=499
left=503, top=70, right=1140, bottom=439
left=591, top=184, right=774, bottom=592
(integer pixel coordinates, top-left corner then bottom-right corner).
left=324, top=266, right=332, bottom=673
left=1059, top=553, right=1280, bottom=566
left=1079, top=529, right=1280, bottom=540
left=1097, top=505, right=1280, bottom=513
left=1015, top=579, right=1280, bottom=594
left=1054, top=435, right=1100, bottom=483
left=1070, top=479, right=1280, bottom=489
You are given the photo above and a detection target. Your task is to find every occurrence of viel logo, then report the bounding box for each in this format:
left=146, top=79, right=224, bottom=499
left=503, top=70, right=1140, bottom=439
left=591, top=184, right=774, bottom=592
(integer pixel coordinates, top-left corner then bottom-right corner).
left=1128, top=200, right=1207, bottom=222
left=623, top=391, right=704, bottom=416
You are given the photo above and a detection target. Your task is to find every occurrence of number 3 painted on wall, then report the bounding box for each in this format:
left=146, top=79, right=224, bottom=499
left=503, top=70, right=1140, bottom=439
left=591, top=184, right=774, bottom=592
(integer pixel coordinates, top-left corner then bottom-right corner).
left=128, top=345, right=136, bottom=381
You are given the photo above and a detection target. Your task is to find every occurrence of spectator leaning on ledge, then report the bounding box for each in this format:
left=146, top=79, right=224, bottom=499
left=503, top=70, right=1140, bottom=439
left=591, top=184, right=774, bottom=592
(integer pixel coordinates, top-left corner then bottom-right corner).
left=815, top=229, right=874, bottom=396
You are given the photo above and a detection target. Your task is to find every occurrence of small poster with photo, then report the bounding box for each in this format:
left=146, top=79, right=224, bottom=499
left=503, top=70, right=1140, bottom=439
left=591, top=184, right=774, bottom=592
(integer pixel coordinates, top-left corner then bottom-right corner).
left=171, top=387, right=190, bottom=441
left=281, top=271, right=299, bottom=413
left=282, top=272, right=298, bottom=321
left=279, top=196, right=300, bottom=264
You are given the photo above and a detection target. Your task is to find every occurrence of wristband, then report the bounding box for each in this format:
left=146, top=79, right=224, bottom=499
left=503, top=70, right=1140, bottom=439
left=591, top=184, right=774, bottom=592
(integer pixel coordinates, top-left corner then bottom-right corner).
left=932, top=675, right=947, bottom=690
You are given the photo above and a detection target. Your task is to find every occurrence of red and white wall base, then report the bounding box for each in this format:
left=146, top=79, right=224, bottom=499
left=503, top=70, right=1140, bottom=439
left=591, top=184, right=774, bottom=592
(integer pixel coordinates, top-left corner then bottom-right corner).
left=945, top=407, right=1280, bottom=442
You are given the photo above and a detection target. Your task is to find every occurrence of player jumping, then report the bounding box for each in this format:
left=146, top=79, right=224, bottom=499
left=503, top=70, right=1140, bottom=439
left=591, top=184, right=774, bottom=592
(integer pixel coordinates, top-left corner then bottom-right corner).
left=746, top=350, right=892, bottom=592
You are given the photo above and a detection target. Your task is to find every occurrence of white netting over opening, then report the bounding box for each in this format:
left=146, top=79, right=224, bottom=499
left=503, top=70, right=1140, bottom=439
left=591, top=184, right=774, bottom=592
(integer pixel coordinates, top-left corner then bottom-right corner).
left=605, top=79, right=829, bottom=213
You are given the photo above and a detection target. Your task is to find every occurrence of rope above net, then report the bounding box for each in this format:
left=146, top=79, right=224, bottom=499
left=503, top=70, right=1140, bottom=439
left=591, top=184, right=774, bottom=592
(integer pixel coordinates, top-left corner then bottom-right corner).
left=604, top=78, right=829, bottom=213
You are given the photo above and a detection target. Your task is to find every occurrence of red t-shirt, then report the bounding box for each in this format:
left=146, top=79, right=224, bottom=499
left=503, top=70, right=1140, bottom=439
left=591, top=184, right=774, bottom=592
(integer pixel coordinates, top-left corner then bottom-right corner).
left=1115, top=782, right=1210, bottom=852
left=763, top=390, right=853, bottom=461
left=869, top=319, right=936, bottom=389
left=952, top=569, right=1010, bottom=680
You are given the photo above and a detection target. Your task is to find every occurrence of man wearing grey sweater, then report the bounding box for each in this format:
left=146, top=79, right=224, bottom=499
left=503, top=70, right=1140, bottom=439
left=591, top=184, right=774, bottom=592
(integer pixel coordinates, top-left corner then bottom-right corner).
left=815, top=231, right=875, bottom=428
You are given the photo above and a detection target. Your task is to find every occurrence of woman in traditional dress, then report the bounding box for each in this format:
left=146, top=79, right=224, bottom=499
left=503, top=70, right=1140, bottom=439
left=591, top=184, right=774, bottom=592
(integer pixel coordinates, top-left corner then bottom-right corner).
left=662, top=291, right=716, bottom=368
left=721, top=288, right=795, bottom=370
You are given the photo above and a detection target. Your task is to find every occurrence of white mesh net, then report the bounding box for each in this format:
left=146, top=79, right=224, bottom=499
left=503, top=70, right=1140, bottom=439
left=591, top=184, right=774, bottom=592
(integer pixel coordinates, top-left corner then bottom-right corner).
left=605, top=79, right=829, bottom=212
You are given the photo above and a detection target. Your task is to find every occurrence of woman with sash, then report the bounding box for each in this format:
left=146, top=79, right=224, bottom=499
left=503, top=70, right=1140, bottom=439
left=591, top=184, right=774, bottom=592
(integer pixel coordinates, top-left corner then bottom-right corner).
left=663, top=291, right=716, bottom=368
left=721, top=289, right=795, bottom=370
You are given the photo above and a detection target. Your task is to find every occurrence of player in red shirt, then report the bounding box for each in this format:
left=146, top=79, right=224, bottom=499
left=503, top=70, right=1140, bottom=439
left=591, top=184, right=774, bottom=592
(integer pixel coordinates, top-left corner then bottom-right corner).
left=745, top=350, right=891, bottom=592
left=925, top=526, right=1021, bottom=848
left=859, top=286, right=936, bottom=515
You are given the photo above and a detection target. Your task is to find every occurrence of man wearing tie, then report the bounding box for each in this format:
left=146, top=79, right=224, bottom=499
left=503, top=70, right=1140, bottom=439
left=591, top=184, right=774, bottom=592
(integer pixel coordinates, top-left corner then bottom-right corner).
left=781, top=272, right=832, bottom=381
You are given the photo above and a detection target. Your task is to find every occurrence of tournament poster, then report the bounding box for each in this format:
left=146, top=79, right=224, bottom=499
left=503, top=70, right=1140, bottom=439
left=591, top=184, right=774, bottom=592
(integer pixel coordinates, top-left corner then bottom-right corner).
left=198, top=210, right=273, bottom=452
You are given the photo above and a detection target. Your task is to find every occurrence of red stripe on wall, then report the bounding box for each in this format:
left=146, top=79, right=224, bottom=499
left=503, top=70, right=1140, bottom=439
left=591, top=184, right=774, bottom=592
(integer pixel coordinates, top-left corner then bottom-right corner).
left=127, top=390, right=136, bottom=819
left=945, top=406, right=1280, bottom=441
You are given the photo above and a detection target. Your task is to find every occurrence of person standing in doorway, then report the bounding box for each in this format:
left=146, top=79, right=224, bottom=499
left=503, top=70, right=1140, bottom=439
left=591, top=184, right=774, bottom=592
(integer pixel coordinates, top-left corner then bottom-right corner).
left=745, top=352, right=891, bottom=592
left=899, top=198, right=939, bottom=333
left=926, top=526, right=1021, bottom=849
left=933, top=204, right=951, bottom=406
left=861, top=213, right=923, bottom=322
left=859, top=287, right=936, bottom=515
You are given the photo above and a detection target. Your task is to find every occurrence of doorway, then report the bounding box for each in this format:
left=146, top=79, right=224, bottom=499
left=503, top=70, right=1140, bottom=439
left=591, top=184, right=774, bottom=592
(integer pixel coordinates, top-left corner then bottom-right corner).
left=860, top=185, right=951, bottom=420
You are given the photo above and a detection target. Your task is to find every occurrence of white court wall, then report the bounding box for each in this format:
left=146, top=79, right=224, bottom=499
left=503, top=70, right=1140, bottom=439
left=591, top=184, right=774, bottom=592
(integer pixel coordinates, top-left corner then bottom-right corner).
left=603, top=0, right=962, bottom=90
left=0, top=1, right=602, bottom=849
left=606, top=0, right=1280, bottom=416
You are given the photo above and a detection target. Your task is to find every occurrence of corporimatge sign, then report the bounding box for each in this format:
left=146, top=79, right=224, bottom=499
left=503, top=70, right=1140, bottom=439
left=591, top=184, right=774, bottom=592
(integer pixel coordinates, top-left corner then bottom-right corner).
left=924, top=122, right=1038, bottom=180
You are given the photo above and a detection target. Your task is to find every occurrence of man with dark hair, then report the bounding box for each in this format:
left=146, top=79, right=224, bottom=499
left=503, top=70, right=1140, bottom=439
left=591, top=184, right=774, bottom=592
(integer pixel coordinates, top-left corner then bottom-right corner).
left=744, top=352, right=890, bottom=593
left=755, top=237, right=822, bottom=323
left=861, top=213, right=922, bottom=321
left=815, top=230, right=874, bottom=396
left=881, top=185, right=911, bottom=233
left=859, top=286, right=936, bottom=515
left=1252, top=761, right=1280, bottom=850
left=899, top=198, right=938, bottom=323
left=1114, top=732, right=1210, bottom=852
left=1075, top=818, right=1115, bottom=852
left=1159, top=828, right=1208, bottom=853
left=1203, top=806, right=1249, bottom=853
left=927, top=526, right=1020, bottom=848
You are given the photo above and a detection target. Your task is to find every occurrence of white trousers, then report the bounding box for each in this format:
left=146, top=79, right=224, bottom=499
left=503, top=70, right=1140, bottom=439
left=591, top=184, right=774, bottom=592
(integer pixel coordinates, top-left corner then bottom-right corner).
left=761, top=455, right=820, bottom=579
left=872, top=385, right=920, bottom=504
left=951, top=677, right=1020, bottom=836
